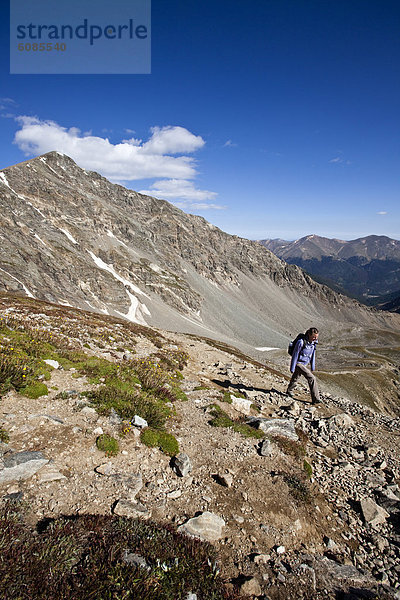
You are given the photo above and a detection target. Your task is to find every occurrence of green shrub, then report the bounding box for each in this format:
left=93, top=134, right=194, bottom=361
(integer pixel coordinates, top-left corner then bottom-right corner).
left=140, top=427, right=160, bottom=448
left=140, top=428, right=179, bottom=456
left=157, top=431, right=179, bottom=456
left=21, top=382, right=49, bottom=399
left=0, top=427, right=9, bottom=443
left=86, top=386, right=171, bottom=430
left=96, top=434, right=119, bottom=457
left=303, top=459, right=313, bottom=479
left=221, top=391, right=232, bottom=403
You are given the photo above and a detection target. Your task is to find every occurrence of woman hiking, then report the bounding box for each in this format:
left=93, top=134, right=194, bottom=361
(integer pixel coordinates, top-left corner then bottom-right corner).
left=286, top=327, right=321, bottom=404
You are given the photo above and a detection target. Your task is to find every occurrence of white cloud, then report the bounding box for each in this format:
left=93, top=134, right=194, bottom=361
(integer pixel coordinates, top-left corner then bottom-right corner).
left=329, top=156, right=343, bottom=163
left=377, top=211, right=387, bottom=215
left=142, top=126, right=205, bottom=155
left=174, top=201, right=227, bottom=211
left=139, top=178, right=225, bottom=210
left=13, top=116, right=205, bottom=182
left=140, top=178, right=216, bottom=201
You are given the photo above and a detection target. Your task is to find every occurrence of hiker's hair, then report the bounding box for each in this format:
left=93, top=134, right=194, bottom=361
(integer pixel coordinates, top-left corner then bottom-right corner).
left=305, top=327, right=318, bottom=337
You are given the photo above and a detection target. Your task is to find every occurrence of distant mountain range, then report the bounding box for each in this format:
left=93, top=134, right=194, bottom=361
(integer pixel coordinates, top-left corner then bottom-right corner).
left=259, top=234, right=400, bottom=311
left=0, top=153, right=398, bottom=357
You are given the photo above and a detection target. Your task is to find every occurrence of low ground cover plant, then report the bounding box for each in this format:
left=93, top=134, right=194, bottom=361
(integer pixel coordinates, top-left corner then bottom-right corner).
left=209, top=404, right=264, bottom=439
left=0, top=502, right=242, bottom=600
left=96, top=433, right=119, bottom=457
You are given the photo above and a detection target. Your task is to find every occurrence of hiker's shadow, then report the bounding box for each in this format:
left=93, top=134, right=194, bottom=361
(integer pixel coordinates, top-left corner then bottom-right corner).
left=211, top=378, right=285, bottom=396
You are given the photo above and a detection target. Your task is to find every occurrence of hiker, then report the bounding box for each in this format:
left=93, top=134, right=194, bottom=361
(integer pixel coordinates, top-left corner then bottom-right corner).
left=286, top=327, right=320, bottom=404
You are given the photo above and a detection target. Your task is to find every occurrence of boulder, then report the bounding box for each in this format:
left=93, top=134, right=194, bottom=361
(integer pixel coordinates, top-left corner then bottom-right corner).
left=178, top=511, right=225, bottom=542
left=231, top=397, right=253, bottom=414
left=0, top=451, right=48, bottom=483
left=360, top=498, right=390, bottom=527
left=246, top=417, right=298, bottom=441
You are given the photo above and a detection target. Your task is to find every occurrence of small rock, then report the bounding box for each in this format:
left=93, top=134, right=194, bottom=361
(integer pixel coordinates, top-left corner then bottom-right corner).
left=324, top=537, right=338, bottom=551
left=93, top=427, right=104, bottom=436
left=44, top=359, right=60, bottom=369
left=239, top=577, right=262, bottom=597
left=259, top=439, right=273, bottom=457
left=253, top=553, right=271, bottom=564
left=132, top=415, right=148, bottom=428
left=113, top=499, right=151, bottom=519
left=109, top=408, right=123, bottom=425
left=95, top=462, right=114, bottom=476
left=330, top=414, right=354, bottom=428
left=171, top=453, right=192, bottom=477
left=214, top=472, right=233, bottom=488
left=125, top=473, right=143, bottom=499
left=231, top=397, right=253, bottom=414
left=37, top=465, right=67, bottom=483
left=48, top=498, right=57, bottom=511
left=276, top=545, right=285, bottom=554
left=167, top=489, right=182, bottom=499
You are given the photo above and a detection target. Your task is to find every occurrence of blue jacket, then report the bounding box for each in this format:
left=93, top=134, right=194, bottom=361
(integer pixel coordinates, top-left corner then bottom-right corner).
left=290, top=338, right=317, bottom=373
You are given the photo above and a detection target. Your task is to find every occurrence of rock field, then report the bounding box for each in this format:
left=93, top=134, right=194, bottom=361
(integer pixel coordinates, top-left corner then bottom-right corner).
left=1, top=298, right=400, bottom=599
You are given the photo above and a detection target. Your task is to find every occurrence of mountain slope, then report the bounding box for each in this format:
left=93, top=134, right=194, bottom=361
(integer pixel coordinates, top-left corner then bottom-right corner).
left=259, top=234, right=400, bottom=303
left=0, top=153, right=398, bottom=358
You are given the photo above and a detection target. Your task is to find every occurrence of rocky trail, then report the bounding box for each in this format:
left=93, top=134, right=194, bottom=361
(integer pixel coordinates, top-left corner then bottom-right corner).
left=0, top=299, right=400, bottom=599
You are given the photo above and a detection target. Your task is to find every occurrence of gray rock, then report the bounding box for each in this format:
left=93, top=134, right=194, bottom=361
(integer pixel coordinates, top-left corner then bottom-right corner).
left=360, top=498, right=390, bottom=527
left=231, top=396, right=253, bottom=414
left=37, top=465, right=67, bottom=483
left=330, top=413, right=354, bottom=428
left=125, top=473, right=143, bottom=499
left=259, top=439, right=274, bottom=456
left=0, top=451, right=48, bottom=483
left=178, top=511, right=225, bottom=542
left=246, top=417, right=298, bottom=441
left=95, top=462, right=114, bottom=475
left=113, top=499, right=151, bottom=519
left=171, top=453, right=192, bottom=477
left=132, top=415, right=148, bottom=428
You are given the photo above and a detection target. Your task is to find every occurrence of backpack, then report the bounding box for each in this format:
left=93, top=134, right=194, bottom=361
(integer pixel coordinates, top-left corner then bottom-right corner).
left=288, top=333, right=305, bottom=356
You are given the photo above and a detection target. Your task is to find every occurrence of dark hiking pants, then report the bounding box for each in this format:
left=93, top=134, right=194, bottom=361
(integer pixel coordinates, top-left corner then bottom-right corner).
left=286, top=363, right=320, bottom=403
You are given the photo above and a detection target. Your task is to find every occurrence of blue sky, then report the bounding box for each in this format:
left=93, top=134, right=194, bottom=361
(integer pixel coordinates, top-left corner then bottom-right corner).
left=1, top=0, right=399, bottom=241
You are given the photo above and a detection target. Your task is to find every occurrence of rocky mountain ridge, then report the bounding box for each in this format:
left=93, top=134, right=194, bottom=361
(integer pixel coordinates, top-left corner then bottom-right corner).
left=1, top=295, right=400, bottom=599
left=259, top=235, right=400, bottom=304
left=1, top=152, right=397, bottom=359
